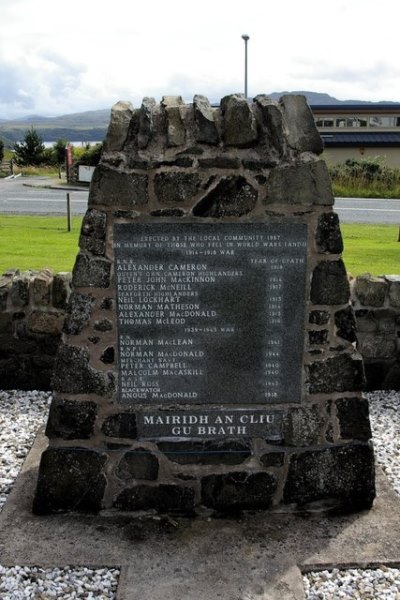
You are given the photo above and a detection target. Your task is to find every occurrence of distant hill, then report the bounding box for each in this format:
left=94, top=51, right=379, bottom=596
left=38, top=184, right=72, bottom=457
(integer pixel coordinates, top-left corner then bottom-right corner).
left=0, top=109, right=111, bottom=147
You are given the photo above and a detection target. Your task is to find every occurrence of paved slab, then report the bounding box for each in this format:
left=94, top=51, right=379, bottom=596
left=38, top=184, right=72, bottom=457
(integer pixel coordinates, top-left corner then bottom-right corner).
left=0, top=431, right=399, bottom=599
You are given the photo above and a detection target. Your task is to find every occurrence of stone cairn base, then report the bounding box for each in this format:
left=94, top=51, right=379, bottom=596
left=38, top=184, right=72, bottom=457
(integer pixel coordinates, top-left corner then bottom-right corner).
left=33, top=94, right=375, bottom=515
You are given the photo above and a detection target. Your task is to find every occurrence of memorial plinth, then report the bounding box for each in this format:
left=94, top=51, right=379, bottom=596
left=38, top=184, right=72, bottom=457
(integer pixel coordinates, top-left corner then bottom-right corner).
left=33, top=94, right=375, bottom=515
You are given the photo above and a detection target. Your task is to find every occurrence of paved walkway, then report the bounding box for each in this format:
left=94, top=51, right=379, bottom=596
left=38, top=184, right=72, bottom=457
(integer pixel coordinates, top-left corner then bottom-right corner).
left=0, top=431, right=399, bottom=599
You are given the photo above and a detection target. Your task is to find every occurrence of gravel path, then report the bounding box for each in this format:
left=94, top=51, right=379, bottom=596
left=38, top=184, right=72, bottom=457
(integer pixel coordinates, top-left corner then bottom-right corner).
left=0, top=389, right=399, bottom=599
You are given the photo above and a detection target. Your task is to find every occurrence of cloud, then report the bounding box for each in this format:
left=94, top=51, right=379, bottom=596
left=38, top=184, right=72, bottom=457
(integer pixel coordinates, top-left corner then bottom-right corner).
left=0, top=64, right=35, bottom=109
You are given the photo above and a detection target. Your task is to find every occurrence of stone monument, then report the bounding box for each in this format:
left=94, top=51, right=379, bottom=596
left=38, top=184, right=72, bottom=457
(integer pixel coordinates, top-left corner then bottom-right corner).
left=33, top=94, right=375, bottom=515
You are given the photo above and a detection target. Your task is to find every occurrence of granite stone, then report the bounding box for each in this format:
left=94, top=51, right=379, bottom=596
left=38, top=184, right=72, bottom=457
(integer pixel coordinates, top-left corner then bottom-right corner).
left=201, top=471, right=278, bottom=511
left=116, top=449, right=159, bottom=480
left=33, top=447, right=107, bottom=514
left=192, top=176, right=257, bottom=217
left=46, top=398, right=97, bottom=440
left=311, top=260, right=350, bottom=305
left=283, top=443, right=375, bottom=512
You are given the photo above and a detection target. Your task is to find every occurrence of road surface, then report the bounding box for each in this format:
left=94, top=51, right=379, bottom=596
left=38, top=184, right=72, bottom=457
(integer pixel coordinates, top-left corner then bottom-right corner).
left=0, top=178, right=400, bottom=223
left=335, top=197, right=400, bottom=224
left=0, top=177, right=89, bottom=215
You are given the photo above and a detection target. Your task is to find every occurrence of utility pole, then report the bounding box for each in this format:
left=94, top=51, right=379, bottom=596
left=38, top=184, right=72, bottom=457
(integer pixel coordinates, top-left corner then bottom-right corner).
left=241, top=34, right=250, bottom=99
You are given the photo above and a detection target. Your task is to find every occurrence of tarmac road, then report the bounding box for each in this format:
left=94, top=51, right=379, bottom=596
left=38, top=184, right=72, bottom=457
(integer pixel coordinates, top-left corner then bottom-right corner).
left=0, top=177, right=89, bottom=215
left=0, top=177, right=400, bottom=223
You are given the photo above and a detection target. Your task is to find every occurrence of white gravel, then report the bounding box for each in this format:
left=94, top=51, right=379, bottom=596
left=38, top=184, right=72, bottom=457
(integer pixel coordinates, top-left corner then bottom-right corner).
left=0, top=388, right=399, bottom=599
left=0, top=390, right=119, bottom=599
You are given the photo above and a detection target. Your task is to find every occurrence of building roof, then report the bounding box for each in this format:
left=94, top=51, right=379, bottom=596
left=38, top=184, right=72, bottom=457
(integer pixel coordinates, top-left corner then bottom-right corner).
left=321, top=132, right=400, bottom=147
left=311, top=103, right=400, bottom=113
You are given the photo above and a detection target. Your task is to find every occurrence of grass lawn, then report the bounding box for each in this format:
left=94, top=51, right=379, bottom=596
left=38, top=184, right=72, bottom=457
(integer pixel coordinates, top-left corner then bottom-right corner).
left=0, top=215, right=83, bottom=273
left=341, top=224, right=399, bottom=276
left=0, top=217, right=398, bottom=276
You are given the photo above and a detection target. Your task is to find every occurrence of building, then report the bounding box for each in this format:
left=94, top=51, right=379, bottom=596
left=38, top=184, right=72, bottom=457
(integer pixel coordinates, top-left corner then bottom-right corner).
left=311, top=103, right=400, bottom=167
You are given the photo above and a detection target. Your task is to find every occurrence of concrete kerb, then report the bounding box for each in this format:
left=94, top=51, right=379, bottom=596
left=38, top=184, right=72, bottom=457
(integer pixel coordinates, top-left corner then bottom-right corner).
left=22, top=178, right=88, bottom=192
left=0, top=430, right=399, bottom=600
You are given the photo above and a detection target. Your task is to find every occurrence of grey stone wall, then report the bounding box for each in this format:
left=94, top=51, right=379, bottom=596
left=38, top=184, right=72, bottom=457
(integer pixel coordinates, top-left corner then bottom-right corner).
left=0, top=269, right=71, bottom=390
left=7, top=94, right=378, bottom=515
left=352, top=274, right=400, bottom=390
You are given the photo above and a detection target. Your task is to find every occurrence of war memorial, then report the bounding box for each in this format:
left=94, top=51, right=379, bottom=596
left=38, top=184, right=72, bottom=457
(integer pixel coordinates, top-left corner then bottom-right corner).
left=32, top=93, right=376, bottom=515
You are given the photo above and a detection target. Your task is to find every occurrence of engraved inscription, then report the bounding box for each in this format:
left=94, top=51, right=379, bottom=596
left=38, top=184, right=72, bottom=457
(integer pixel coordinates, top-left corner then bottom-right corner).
left=114, top=222, right=307, bottom=406
left=137, top=409, right=283, bottom=440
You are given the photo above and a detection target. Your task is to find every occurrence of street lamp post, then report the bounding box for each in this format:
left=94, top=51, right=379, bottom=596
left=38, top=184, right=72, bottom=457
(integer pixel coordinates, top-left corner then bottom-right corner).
left=241, top=34, right=249, bottom=99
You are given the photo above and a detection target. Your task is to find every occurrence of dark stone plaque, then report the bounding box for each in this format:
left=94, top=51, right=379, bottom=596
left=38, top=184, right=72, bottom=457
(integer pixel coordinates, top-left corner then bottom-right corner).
left=114, top=222, right=307, bottom=411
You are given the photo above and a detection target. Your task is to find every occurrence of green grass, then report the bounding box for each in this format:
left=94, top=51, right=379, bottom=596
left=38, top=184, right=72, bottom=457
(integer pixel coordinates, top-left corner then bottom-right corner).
left=341, top=224, right=400, bottom=276
left=0, top=216, right=83, bottom=273
left=332, top=182, right=400, bottom=199
left=0, top=217, right=398, bottom=277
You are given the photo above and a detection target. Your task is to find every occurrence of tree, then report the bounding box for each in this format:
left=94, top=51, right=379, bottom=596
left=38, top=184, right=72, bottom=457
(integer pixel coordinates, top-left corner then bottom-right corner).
left=13, top=127, right=46, bottom=165
left=52, top=138, right=69, bottom=165
left=0, top=139, right=4, bottom=163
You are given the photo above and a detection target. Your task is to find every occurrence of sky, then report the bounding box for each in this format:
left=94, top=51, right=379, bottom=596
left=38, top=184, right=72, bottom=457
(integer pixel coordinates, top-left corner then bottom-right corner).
left=1, top=0, right=400, bottom=120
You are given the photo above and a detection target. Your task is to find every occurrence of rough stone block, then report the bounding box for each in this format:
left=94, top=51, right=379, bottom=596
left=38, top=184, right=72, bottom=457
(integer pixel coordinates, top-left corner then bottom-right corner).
left=308, top=330, right=329, bottom=345
left=33, top=447, right=107, bottom=514
left=254, top=95, right=285, bottom=156
left=283, top=443, right=375, bottom=512
left=193, top=95, right=219, bottom=145
left=138, top=97, right=156, bottom=149
left=101, top=413, right=137, bottom=439
left=52, top=272, right=72, bottom=309
left=103, top=100, right=134, bottom=152
left=192, top=176, right=257, bottom=217
left=308, top=354, right=365, bottom=394
left=259, top=451, right=285, bottom=467
left=63, top=292, right=95, bottom=335
left=157, top=440, right=251, bottom=465
left=382, top=362, right=400, bottom=389
left=316, top=213, right=344, bottom=254
left=336, top=397, right=372, bottom=441
left=11, top=273, right=30, bottom=307
left=279, top=94, right=324, bottom=154
left=52, top=344, right=115, bottom=396
left=0, top=288, right=8, bottom=311
left=385, top=275, right=400, bottom=308
left=311, top=260, right=350, bottom=305
left=162, top=96, right=186, bottom=147
left=27, top=310, right=64, bottom=335
left=0, top=313, right=13, bottom=334
left=284, top=405, right=326, bottom=446
left=116, top=449, right=159, bottom=480
left=72, top=254, right=111, bottom=289
left=150, top=208, right=186, bottom=217
left=79, top=209, right=107, bottom=256
left=221, top=94, right=258, bottom=147
left=201, top=471, right=277, bottom=511
left=335, top=306, right=357, bottom=343
left=32, top=269, right=53, bottom=305
left=354, top=310, right=377, bottom=333
left=154, top=172, right=202, bottom=204
left=89, top=165, right=148, bottom=207
left=94, top=318, right=113, bottom=332
left=354, top=274, right=388, bottom=307
left=46, top=398, right=97, bottom=440
left=359, top=334, right=397, bottom=359
left=266, top=161, right=333, bottom=205
left=309, top=310, right=330, bottom=325
left=114, top=484, right=195, bottom=514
